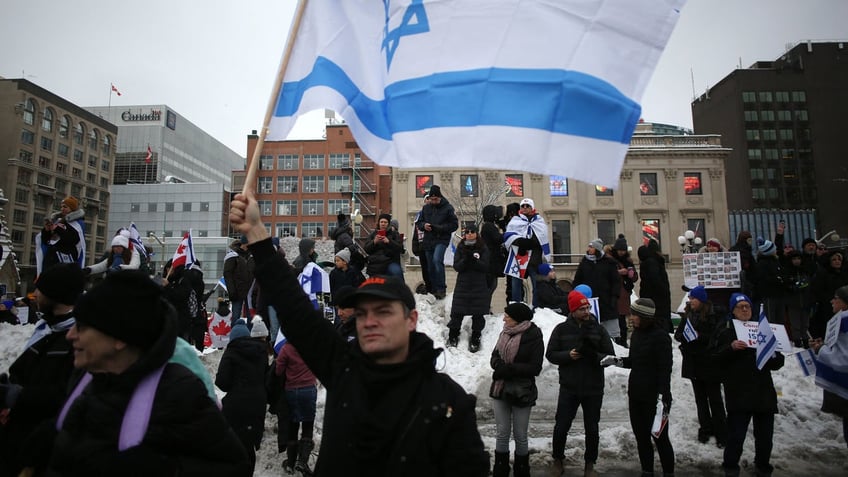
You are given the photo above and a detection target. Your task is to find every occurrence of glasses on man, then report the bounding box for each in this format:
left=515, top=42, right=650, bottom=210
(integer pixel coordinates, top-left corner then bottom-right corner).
left=520, top=204, right=532, bottom=208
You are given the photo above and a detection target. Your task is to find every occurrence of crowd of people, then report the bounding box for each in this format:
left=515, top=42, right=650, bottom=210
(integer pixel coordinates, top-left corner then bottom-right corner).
left=1, top=191, right=847, bottom=477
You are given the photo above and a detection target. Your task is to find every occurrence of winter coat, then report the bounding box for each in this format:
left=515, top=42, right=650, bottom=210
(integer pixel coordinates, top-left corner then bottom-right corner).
left=330, top=219, right=354, bottom=253
left=292, top=238, right=318, bottom=275
left=545, top=314, right=614, bottom=396
left=162, top=267, right=197, bottom=339
left=753, top=255, right=783, bottom=301
left=88, top=248, right=140, bottom=275
left=573, top=253, right=620, bottom=322
left=711, top=319, right=785, bottom=413
left=480, top=206, right=506, bottom=277
left=812, top=260, right=848, bottom=322
left=329, top=266, right=365, bottom=304
left=451, top=240, right=491, bottom=317
left=416, top=198, right=459, bottom=251
left=0, top=312, right=76, bottom=477
left=39, top=212, right=84, bottom=273
left=622, top=322, right=673, bottom=403
left=729, top=234, right=756, bottom=296
left=613, top=253, right=638, bottom=315
left=223, top=245, right=253, bottom=302
left=276, top=343, right=317, bottom=390
left=780, top=261, right=813, bottom=308
left=637, top=246, right=672, bottom=331
left=535, top=277, right=568, bottom=314
left=47, top=310, right=251, bottom=476
left=216, top=337, right=270, bottom=450
left=489, top=324, right=544, bottom=407
left=249, top=238, right=490, bottom=477
left=364, top=228, right=404, bottom=276
left=674, top=301, right=722, bottom=381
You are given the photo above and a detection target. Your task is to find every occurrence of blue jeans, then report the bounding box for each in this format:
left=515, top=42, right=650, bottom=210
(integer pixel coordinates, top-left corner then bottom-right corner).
left=230, top=299, right=245, bottom=325
left=386, top=261, right=405, bottom=282
left=285, top=385, right=318, bottom=423
left=267, top=305, right=280, bottom=344
left=492, top=397, right=532, bottom=455
left=425, top=243, right=448, bottom=292
left=510, top=267, right=538, bottom=306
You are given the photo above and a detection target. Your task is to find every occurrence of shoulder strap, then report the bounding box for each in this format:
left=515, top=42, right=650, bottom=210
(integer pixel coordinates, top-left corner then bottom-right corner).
left=119, top=363, right=167, bottom=451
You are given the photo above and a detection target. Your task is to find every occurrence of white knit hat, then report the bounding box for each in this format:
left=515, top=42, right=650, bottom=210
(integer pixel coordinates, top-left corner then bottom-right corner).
left=250, top=316, right=269, bottom=338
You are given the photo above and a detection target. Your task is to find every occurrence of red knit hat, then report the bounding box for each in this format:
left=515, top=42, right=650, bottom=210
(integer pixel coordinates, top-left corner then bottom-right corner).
left=568, top=290, right=589, bottom=313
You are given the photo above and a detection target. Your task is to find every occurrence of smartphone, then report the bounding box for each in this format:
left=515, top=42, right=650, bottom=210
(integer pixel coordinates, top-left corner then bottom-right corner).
left=377, top=230, right=387, bottom=237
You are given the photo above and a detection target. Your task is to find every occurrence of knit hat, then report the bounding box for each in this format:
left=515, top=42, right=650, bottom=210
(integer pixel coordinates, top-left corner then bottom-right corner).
left=630, top=298, right=656, bottom=319
left=35, top=263, right=85, bottom=305
left=337, top=212, right=347, bottom=223
left=504, top=302, right=534, bottom=322
left=588, top=238, right=604, bottom=252
left=428, top=185, right=442, bottom=198
left=378, top=213, right=392, bottom=223
left=689, top=285, right=708, bottom=303
left=229, top=319, right=250, bottom=341
left=61, top=196, right=79, bottom=211
left=729, top=293, right=753, bottom=312
left=335, top=248, right=351, bottom=263
left=519, top=198, right=535, bottom=209
left=836, top=285, right=848, bottom=303
left=338, top=276, right=416, bottom=310
left=613, top=234, right=628, bottom=251
left=111, top=235, right=129, bottom=248
left=706, top=238, right=722, bottom=250
left=568, top=290, right=589, bottom=313
left=537, top=263, right=553, bottom=276
left=250, top=316, right=269, bottom=338
left=464, top=223, right=478, bottom=234
left=74, top=270, right=167, bottom=349
left=2, top=300, right=14, bottom=310
left=802, top=238, right=817, bottom=248
left=758, top=239, right=777, bottom=256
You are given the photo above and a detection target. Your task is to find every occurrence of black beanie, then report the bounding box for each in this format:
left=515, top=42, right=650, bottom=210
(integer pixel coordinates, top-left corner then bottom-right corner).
left=74, top=270, right=167, bottom=349
left=613, top=234, right=628, bottom=251
left=428, top=185, right=442, bottom=198
left=504, top=302, right=534, bottom=322
left=35, top=264, right=85, bottom=305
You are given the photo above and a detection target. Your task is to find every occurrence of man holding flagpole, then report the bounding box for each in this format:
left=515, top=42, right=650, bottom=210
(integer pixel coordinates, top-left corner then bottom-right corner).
left=711, top=293, right=784, bottom=477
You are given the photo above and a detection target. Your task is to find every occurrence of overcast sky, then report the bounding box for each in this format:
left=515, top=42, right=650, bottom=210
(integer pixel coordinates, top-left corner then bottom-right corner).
left=2, top=0, right=846, bottom=158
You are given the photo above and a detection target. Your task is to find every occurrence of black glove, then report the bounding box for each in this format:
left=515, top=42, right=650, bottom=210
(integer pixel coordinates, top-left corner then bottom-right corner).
left=492, top=363, right=514, bottom=381
left=661, top=394, right=672, bottom=416
left=513, top=238, right=531, bottom=255
left=491, top=350, right=505, bottom=370
left=0, top=382, right=23, bottom=408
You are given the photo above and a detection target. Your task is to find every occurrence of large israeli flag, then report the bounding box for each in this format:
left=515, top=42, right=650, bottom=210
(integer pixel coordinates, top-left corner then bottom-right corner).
left=756, top=305, right=778, bottom=370
left=298, top=262, right=331, bottom=310
left=267, top=0, right=685, bottom=188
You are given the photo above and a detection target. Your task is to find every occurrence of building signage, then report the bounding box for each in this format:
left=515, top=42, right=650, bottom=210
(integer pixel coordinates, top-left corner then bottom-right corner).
left=122, top=109, right=162, bottom=122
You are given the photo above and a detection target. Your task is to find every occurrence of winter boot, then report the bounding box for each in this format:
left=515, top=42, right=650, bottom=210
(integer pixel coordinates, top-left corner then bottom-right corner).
left=468, top=331, right=482, bottom=353
left=584, top=462, right=599, bottom=477
left=492, top=451, right=510, bottom=477
left=513, top=452, right=530, bottom=477
left=296, top=438, right=314, bottom=476
left=447, top=328, right=460, bottom=348
left=282, top=440, right=298, bottom=474
left=548, top=458, right=564, bottom=477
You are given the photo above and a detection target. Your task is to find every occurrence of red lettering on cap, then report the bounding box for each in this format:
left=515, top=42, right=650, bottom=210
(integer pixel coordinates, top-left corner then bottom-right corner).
left=360, top=277, right=386, bottom=287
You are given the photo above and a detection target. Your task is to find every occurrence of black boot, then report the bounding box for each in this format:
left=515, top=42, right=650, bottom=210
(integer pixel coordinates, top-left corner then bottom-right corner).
left=492, top=451, right=510, bottom=477
left=296, top=438, right=314, bottom=476
left=447, top=328, right=459, bottom=347
left=514, top=452, right=530, bottom=477
left=469, top=331, right=482, bottom=353
left=283, top=441, right=298, bottom=474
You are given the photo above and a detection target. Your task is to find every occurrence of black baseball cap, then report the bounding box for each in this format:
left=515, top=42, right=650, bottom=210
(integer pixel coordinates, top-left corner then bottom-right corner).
left=338, top=276, right=416, bottom=310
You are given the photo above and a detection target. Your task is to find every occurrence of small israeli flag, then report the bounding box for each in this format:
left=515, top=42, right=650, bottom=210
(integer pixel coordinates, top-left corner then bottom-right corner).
left=795, top=349, right=817, bottom=377
left=682, top=319, right=698, bottom=343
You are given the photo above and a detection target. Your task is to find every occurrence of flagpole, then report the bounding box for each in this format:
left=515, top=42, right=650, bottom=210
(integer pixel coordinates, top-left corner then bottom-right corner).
left=243, top=0, right=309, bottom=195
left=108, top=83, right=112, bottom=109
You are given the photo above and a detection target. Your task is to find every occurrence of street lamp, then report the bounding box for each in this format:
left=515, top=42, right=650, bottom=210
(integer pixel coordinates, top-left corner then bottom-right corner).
left=147, top=232, right=166, bottom=275
left=815, top=230, right=841, bottom=250
left=677, top=229, right=702, bottom=253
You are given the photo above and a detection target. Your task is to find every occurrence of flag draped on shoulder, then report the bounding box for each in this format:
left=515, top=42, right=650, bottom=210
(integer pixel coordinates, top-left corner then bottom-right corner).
left=267, top=0, right=685, bottom=188
left=814, top=310, right=848, bottom=400
left=171, top=231, right=196, bottom=269
left=755, top=305, right=778, bottom=370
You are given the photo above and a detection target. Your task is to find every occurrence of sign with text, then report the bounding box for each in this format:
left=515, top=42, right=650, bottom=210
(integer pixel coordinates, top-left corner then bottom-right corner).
left=683, top=252, right=742, bottom=289
left=733, top=320, right=792, bottom=352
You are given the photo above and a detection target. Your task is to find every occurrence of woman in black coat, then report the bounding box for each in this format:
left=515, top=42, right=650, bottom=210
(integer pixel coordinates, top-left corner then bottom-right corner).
left=637, top=240, right=672, bottom=332
left=488, top=303, right=544, bottom=477
left=810, top=250, right=848, bottom=338
left=364, top=214, right=405, bottom=280
left=674, top=286, right=727, bottom=447
left=448, top=224, right=491, bottom=352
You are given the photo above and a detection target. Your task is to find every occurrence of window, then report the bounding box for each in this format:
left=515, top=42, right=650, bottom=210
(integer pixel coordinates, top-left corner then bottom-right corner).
left=641, top=219, right=661, bottom=248
left=71, top=168, right=82, bottom=179
left=99, top=177, right=109, bottom=187
left=88, top=155, right=98, bottom=168
left=55, top=179, right=67, bottom=194
left=15, top=189, right=28, bottom=203
left=780, top=129, right=793, bottom=141
left=258, top=200, right=272, bottom=216
left=595, top=185, right=613, bottom=196
left=549, top=175, right=568, bottom=197
left=764, top=149, right=778, bottom=160
left=130, top=203, right=141, bottom=212
left=768, top=188, right=779, bottom=200
left=775, top=91, right=789, bottom=102
left=760, top=110, right=774, bottom=121
left=745, top=129, right=760, bottom=141
left=302, top=199, right=324, bottom=216
left=597, top=219, right=616, bottom=246
left=748, top=149, right=762, bottom=160
left=38, top=156, right=51, bottom=169
left=329, top=153, right=350, bottom=168
left=277, top=176, right=298, bottom=193
left=40, top=137, right=53, bottom=151
left=165, top=202, right=175, bottom=212
left=761, top=129, right=776, bottom=141
left=684, top=172, right=702, bottom=195
left=301, top=222, right=323, bottom=238
left=13, top=209, right=27, bottom=224
left=88, top=129, right=99, bottom=149
left=777, top=110, right=792, bottom=121
left=101, top=160, right=110, bottom=172
left=551, top=220, right=571, bottom=261
left=744, top=111, right=758, bottom=122
left=23, top=99, right=36, bottom=125
left=258, top=176, right=273, bottom=194
left=460, top=174, right=479, bottom=197
left=276, top=222, right=297, bottom=237
left=687, top=219, right=706, bottom=243
left=70, top=183, right=83, bottom=197
left=182, top=202, right=192, bottom=212
left=328, top=199, right=350, bottom=215
left=302, top=176, right=325, bottom=193
left=750, top=169, right=764, bottom=180
left=74, top=123, right=85, bottom=145
left=329, top=175, right=350, bottom=193
left=259, top=155, right=274, bottom=170
left=17, top=169, right=32, bottom=185
left=639, top=173, right=658, bottom=195
left=59, top=115, right=70, bottom=138
left=782, top=148, right=795, bottom=160
left=148, top=203, right=158, bottom=212
left=505, top=174, right=524, bottom=197
left=103, top=135, right=112, bottom=155
left=42, top=107, right=54, bottom=132
left=58, top=143, right=69, bottom=157
left=303, top=154, right=325, bottom=169
left=758, top=91, right=773, bottom=102
left=99, top=191, right=109, bottom=203
left=795, top=110, right=808, bottom=121
left=200, top=202, right=210, bottom=212
left=18, top=150, right=32, bottom=164
left=415, top=175, right=433, bottom=197
left=73, top=149, right=83, bottom=162
left=278, top=154, right=298, bottom=169
left=36, top=173, right=50, bottom=186
left=791, top=91, right=806, bottom=102
left=195, top=230, right=209, bottom=238
left=742, top=91, right=756, bottom=103
left=277, top=200, right=297, bottom=216
left=21, top=129, right=34, bottom=145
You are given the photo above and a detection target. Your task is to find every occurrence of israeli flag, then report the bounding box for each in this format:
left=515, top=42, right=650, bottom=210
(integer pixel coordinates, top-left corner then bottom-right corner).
left=267, top=0, right=685, bottom=188
left=755, top=305, right=778, bottom=370
left=795, top=349, right=817, bottom=377
left=682, top=318, right=698, bottom=343
left=299, top=262, right=331, bottom=310
left=274, top=328, right=287, bottom=356
left=216, top=276, right=228, bottom=293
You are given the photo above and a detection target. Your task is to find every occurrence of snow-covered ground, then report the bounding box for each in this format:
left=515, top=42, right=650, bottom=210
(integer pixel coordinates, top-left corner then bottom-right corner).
left=2, top=292, right=845, bottom=476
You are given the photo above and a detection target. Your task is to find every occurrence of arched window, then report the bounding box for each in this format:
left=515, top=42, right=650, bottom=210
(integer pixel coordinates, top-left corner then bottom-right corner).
left=88, top=129, right=99, bottom=149
left=42, top=107, right=54, bottom=132
left=23, top=99, right=36, bottom=125
left=59, top=115, right=71, bottom=138
left=74, top=122, right=85, bottom=145
left=103, top=135, right=112, bottom=155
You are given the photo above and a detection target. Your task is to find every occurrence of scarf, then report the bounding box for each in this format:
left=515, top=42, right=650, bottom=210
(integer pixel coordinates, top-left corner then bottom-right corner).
left=24, top=315, right=76, bottom=350
left=491, top=320, right=533, bottom=397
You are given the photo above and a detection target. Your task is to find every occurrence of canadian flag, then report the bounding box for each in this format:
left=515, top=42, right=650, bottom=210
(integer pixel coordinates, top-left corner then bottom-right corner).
left=145, top=145, right=152, bottom=164
left=111, top=83, right=121, bottom=96
left=171, top=231, right=196, bottom=270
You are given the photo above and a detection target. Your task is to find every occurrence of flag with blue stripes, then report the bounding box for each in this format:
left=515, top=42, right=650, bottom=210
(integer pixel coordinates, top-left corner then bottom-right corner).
left=274, top=328, right=287, bottom=355
left=755, top=305, right=778, bottom=370
left=503, top=246, right=531, bottom=279
left=795, top=349, right=817, bottom=377
left=128, top=223, right=148, bottom=258
left=217, top=276, right=228, bottom=293
left=267, top=0, right=686, bottom=188
left=682, top=318, right=698, bottom=342
left=298, top=262, right=331, bottom=310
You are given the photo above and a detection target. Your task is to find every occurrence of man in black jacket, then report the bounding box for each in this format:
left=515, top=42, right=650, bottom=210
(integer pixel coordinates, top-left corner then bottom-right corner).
left=230, top=187, right=489, bottom=476
left=415, top=185, right=459, bottom=299
left=545, top=290, right=614, bottom=477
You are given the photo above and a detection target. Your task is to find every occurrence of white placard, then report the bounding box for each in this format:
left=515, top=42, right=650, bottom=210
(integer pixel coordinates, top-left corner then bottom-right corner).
left=733, top=320, right=792, bottom=352
left=682, top=252, right=742, bottom=289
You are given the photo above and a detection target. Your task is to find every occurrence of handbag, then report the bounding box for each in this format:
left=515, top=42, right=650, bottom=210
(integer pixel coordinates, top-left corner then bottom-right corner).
left=500, top=377, right=537, bottom=407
